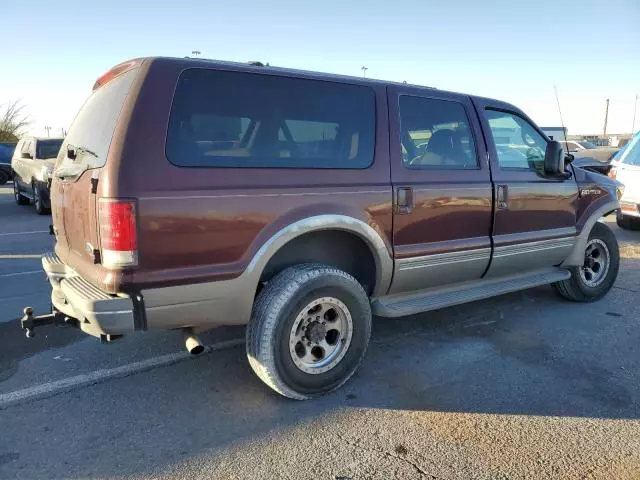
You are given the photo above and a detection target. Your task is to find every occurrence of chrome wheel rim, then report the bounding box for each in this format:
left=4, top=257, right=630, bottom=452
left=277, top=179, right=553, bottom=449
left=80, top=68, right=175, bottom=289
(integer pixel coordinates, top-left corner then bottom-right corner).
left=13, top=182, right=19, bottom=201
left=289, top=297, right=353, bottom=374
left=579, top=238, right=610, bottom=288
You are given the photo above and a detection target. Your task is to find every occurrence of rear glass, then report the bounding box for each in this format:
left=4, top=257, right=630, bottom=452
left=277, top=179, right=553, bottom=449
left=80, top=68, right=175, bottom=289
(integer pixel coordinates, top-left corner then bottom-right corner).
left=166, top=69, right=375, bottom=169
left=61, top=68, right=137, bottom=168
left=36, top=139, right=63, bottom=159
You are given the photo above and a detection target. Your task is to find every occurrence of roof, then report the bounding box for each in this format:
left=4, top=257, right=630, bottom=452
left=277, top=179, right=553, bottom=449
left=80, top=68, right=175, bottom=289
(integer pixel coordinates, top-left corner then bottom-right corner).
left=153, top=56, right=437, bottom=92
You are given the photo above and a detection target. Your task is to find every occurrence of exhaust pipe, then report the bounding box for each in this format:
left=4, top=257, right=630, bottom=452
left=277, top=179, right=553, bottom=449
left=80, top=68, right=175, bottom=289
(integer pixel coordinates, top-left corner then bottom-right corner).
left=184, top=328, right=204, bottom=355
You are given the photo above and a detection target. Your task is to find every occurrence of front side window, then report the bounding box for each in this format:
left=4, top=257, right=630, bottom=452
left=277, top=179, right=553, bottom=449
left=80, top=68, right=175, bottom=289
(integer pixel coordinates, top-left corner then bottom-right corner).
left=36, top=139, right=63, bottom=159
left=399, top=96, right=478, bottom=169
left=166, top=69, right=375, bottom=169
left=485, top=109, right=547, bottom=172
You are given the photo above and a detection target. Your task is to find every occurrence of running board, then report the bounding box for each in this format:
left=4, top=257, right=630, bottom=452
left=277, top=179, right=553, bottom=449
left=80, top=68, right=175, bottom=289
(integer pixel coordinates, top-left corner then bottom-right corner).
left=372, top=268, right=571, bottom=318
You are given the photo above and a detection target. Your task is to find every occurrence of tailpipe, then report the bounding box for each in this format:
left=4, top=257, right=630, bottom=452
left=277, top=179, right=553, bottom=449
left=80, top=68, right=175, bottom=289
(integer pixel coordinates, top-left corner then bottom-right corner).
left=184, top=328, right=205, bottom=355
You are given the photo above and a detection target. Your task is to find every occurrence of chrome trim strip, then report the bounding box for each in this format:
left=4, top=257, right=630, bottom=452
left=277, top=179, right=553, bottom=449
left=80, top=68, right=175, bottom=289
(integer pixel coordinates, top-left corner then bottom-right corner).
left=139, top=190, right=390, bottom=200
left=493, top=237, right=576, bottom=258
left=398, top=248, right=491, bottom=271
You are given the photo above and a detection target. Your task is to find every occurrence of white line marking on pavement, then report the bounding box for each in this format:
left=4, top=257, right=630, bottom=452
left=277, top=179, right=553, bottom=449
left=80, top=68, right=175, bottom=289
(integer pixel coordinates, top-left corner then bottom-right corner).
left=0, top=254, right=42, bottom=259
left=0, top=230, right=48, bottom=237
left=0, top=270, right=42, bottom=278
left=0, top=338, right=244, bottom=410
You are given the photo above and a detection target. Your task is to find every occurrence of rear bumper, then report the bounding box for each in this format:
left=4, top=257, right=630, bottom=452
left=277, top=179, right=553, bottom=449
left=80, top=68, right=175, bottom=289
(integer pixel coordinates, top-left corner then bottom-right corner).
left=42, top=252, right=135, bottom=337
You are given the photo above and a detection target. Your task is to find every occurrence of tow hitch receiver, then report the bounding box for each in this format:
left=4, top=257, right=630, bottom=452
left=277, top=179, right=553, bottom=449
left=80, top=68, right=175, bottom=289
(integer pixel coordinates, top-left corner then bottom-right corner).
left=20, top=307, right=73, bottom=338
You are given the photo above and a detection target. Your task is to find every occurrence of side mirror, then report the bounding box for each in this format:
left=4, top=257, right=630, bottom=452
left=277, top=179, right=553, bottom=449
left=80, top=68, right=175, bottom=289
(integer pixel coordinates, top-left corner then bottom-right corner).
left=544, top=140, right=564, bottom=176
left=21, top=152, right=32, bottom=159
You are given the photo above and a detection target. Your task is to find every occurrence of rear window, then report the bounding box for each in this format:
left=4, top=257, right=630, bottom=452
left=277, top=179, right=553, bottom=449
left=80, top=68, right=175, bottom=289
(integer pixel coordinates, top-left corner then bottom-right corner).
left=61, top=68, right=137, bottom=168
left=36, top=139, right=63, bottom=159
left=166, top=69, right=375, bottom=169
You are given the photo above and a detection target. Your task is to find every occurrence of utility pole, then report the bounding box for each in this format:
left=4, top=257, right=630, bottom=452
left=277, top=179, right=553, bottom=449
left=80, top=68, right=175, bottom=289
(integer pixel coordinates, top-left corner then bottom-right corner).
left=603, top=98, right=610, bottom=137
left=60, top=127, right=67, bottom=137
left=44, top=126, right=51, bottom=137
left=361, top=66, right=368, bottom=78
left=632, top=94, right=638, bottom=134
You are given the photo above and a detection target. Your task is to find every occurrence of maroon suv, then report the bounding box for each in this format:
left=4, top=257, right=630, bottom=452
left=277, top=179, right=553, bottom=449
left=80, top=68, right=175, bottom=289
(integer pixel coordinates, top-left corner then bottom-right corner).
left=23, top=57, right=623, bottom=399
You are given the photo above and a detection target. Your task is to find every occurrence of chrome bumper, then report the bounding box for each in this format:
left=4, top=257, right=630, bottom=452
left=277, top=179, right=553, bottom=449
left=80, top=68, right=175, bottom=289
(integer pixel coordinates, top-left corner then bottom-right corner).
left=42, top=252, right=135, bottom=337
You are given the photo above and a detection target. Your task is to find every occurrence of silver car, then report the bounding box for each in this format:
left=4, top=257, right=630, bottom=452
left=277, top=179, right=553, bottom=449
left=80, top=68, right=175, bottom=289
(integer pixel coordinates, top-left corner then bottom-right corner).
left=11, top=136, right=63, bottom=214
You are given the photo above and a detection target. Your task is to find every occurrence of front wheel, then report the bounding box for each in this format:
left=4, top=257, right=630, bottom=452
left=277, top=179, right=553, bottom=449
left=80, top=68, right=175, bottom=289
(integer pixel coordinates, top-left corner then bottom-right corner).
left=554, top=222, right=619, bottom=302
left=13, top=181, right=29, bottom=205
left=247, top=264, right=372, bottom=400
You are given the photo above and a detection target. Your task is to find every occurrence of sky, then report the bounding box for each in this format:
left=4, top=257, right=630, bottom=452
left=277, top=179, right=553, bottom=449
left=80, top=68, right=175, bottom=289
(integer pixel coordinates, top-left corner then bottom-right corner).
left=2, top=0, right=639, bottom=138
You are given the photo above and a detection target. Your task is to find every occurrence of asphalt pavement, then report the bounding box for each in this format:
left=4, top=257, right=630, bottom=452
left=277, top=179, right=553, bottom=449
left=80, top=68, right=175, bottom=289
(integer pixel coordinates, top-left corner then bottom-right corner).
left=0, top=182, right=639, bottom=479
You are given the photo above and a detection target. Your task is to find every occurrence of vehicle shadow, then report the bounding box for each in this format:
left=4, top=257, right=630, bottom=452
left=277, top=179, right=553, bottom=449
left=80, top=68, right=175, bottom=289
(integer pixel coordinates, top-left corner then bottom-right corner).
left=2, top=278, right=638, bottom=479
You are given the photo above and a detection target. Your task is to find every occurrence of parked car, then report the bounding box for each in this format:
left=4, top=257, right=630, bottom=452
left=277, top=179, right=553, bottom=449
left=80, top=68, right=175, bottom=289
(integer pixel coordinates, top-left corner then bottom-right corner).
left=561, top=140, right=619, bottom=162
left=0, top=143, right=16, bottom=184
left=11, top=136, right=64, bottom=214
left=609, top=132, right=640, bottom=230
left=22, top=57, right=622, bottom=400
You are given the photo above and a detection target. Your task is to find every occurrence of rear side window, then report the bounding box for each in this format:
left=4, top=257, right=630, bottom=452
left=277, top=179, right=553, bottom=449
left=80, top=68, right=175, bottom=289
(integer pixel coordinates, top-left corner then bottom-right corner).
left=166, top=69, right=375, bottom=169
left=398, top=96, right=478, bottom=169
left=62, top=68, right=137, bottom=168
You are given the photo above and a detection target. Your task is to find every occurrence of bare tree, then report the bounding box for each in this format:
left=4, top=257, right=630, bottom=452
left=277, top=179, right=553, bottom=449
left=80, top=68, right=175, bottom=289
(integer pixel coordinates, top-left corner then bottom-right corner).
left=0, top=100, right=30, bottom=143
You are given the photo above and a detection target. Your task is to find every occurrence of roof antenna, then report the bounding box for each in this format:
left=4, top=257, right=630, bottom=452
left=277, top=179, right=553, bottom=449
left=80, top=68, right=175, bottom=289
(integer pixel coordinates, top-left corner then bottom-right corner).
left=553, top=85, right=571, bottom=160
left=553, top=85, right=567, bottom=141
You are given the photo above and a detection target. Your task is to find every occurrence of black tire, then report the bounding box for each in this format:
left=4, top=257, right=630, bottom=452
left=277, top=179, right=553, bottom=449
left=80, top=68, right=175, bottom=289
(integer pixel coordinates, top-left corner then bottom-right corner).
left=0, top=171, right=8, bottom=185
left=247, top=264, right=372, bottom=400
left=554, top=222, right=619, bottom=302
left=32, top=183, right=50, bottom=215
left=616, top=211, right=640, bottom=231
left=13, top=181, right=29, bottom=205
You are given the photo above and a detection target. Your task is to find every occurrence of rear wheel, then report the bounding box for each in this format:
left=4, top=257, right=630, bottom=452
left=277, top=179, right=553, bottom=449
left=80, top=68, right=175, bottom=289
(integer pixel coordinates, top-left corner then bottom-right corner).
left=32, top=183, right=49, bottom=215
left=13, top=181, right=29, bottom=205
left=554, top=222, right=619, bottom=302
left=616, top=211, right=640, bottom=230
left=247, top=264, right=372, bottom=400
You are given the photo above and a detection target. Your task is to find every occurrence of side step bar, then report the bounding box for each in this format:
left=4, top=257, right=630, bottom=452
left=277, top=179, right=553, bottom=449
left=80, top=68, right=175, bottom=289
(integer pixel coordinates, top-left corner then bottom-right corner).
left=372, top=268, right=571, bottom=318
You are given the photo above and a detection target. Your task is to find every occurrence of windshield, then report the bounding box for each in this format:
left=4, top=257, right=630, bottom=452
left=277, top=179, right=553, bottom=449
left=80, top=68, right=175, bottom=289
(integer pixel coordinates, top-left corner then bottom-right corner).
left=60, top=68, right=137, bottom=169
left=36, top=139, right=63, bottom=159
left=615, top=132, right=640, bottom=165
left=578, top=141, right=597, bottom=149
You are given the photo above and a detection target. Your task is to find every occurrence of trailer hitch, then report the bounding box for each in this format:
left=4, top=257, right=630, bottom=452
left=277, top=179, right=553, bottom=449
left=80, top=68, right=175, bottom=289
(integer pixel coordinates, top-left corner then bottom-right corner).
left=20, top=307, right=76, bottom=338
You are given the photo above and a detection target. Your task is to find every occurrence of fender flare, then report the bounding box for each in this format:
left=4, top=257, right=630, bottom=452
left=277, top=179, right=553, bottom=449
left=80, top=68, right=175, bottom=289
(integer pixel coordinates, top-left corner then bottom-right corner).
left=561, top=200, right=619, bottom=267
left=245, top=215, right=393, bottom=297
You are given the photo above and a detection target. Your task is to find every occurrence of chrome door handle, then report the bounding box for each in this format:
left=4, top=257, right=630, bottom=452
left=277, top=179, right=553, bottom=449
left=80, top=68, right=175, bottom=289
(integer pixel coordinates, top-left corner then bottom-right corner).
left=497, top=184, right=508, bottom=209
left=396, top=187, right=414, bottom=214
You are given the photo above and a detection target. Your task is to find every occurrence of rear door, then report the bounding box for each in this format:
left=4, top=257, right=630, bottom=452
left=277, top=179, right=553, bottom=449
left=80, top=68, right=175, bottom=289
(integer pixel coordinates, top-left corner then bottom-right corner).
left=388, top=86, right=493, bottom=294
left=52, top=67, right=138, bottom=278
left=474, top=99, right=579, bottom=277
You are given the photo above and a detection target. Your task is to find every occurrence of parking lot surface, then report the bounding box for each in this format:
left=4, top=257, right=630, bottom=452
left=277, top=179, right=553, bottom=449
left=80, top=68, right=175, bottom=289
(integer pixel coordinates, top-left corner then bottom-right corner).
left=0, top=182, right=639, bottom=479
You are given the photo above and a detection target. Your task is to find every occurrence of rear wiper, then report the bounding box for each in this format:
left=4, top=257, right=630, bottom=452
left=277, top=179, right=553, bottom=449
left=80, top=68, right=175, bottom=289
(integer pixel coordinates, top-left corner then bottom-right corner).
left=67, top=144, right=98, bottom=160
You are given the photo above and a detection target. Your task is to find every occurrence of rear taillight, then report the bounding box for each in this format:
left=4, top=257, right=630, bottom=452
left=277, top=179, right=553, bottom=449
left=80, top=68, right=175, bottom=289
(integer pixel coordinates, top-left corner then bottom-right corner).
left=93, top=59, right=140, bottom=91
left=98, top=199, right=138, bottom=268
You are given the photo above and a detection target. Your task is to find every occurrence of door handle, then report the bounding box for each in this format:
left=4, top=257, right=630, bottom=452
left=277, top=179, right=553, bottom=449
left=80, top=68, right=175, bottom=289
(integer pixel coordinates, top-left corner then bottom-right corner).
left=497, top=184, right=508, bottom=209
left=396, top=187, right=413, bottom=214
